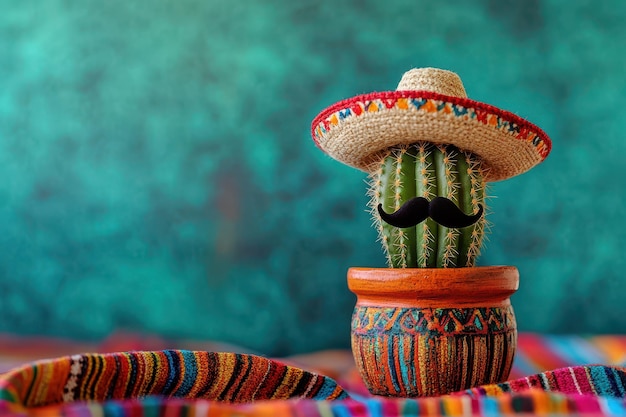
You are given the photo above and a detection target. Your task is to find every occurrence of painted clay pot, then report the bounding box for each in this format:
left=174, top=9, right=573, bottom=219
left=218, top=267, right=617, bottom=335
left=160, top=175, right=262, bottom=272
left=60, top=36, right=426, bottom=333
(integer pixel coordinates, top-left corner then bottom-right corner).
left=348, top=266, right=518, bottom=397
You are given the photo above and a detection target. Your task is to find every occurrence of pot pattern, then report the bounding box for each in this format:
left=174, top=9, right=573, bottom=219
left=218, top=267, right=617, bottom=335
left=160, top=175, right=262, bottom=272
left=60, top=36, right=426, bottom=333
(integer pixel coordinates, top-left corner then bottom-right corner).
left=351, top=305, right=517, bottom=397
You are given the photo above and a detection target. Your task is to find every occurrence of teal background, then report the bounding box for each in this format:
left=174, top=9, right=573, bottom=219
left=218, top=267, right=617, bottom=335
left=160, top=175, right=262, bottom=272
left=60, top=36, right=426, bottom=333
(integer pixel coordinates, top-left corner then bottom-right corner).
left=0, top=1, right=624, bottom=355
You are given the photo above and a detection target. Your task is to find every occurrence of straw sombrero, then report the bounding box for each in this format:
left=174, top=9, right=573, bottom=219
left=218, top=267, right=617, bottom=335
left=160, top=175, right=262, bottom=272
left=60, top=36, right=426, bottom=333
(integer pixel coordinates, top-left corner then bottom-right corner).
left=311, top=67, right=551, bottom=182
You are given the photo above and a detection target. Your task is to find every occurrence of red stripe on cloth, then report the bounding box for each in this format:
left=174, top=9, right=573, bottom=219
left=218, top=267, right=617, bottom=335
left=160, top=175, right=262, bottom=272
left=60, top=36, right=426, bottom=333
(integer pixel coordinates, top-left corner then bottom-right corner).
left=571, top=395, right=603, bottom=414
left=517, top=334, right=570, bottom=372
left=525, top=373, right=547, bottom=390
left=572, top=366, right=595, bottom=395
left=551, top=368, right=583, bottom=395
left=508, top=377, right=533, bottom=392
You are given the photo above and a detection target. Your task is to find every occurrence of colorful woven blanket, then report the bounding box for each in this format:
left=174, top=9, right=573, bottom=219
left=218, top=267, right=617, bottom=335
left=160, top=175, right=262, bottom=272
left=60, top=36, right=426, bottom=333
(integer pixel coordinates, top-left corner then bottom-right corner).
left=1, top=334, right=626, bottom=416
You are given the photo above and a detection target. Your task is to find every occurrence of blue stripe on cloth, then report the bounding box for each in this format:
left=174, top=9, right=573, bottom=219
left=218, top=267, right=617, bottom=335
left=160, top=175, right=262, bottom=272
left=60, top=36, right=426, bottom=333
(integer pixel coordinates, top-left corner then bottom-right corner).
left=139, top=396, right=161, bottom=417
left=589, top=366, right=620, bottom=397
left=545, top=336, right=597, bottom=366
left=364, top=398, right=383, bottom=417
left=512, top=350, right=542, bottom=376
left=567, top=337, right=606, bottom=364
left=331, top=402, right=352, bottom=417
left=173, top=350, right=198, bottom=397
left=102, top=401, right=124, bottom=417
left=601, top=396, right=626, bottom=416
left=401, top=399, right=419, bottom=416
left=316, top=377, right=349, bottom=400
left=161, top=350, right=179, bottom=395
left=482, top=397, right=501, bottom=417
left=610, top=367, right=626, bottom=396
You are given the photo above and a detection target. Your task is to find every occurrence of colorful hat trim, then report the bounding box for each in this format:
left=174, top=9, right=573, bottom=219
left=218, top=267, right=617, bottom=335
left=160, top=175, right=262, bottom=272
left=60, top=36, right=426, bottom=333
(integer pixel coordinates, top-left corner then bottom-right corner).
left=311, top=71, right=552, bottom=182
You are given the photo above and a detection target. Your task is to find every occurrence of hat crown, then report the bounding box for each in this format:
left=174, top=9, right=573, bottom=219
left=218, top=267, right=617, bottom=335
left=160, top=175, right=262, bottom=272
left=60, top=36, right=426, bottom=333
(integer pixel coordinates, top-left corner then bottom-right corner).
left=396, top=67, right=467, bottom=98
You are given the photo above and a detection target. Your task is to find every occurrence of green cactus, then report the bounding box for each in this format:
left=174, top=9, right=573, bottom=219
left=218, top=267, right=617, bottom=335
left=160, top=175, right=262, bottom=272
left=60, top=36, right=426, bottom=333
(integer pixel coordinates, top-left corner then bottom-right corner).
left=368, top=143, right=486, bottom=268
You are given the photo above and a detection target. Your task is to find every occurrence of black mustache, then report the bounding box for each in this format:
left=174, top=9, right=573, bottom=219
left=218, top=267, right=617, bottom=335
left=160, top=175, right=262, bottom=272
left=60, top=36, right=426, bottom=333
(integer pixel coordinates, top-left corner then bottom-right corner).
left=377, top=197, right=483, bottom=229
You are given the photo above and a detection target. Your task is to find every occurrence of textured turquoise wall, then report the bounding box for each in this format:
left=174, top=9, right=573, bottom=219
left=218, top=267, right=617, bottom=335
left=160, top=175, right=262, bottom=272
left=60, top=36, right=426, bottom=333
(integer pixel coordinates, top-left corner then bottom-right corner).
left=0, top=1, right=624, bottom=355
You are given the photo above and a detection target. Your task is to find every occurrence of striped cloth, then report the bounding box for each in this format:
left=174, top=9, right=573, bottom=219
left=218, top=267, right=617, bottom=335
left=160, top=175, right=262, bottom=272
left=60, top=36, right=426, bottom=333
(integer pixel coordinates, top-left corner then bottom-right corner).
left=3, top=391, right=626, bottom=416
left=1, top=333, right=626, bottom=416
left=0, top=351, right=347, bottom=411
left=512, top=334, right=626, bottom=378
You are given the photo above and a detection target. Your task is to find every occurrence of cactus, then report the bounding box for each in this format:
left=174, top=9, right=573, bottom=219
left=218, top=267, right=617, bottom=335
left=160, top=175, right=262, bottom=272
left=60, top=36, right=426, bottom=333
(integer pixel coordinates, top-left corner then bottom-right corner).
left=368, top=142, right=486, bottom=268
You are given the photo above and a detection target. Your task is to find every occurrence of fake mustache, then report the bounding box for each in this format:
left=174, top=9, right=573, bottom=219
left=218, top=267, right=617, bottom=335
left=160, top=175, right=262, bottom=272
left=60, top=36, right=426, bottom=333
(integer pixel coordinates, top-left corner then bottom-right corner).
left=377, top=197, right=484, bottom=229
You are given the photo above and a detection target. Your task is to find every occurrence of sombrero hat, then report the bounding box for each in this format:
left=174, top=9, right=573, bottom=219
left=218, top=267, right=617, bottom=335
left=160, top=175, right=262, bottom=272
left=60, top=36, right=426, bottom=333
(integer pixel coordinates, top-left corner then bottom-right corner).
left=311, top=67, right=551, bottom=182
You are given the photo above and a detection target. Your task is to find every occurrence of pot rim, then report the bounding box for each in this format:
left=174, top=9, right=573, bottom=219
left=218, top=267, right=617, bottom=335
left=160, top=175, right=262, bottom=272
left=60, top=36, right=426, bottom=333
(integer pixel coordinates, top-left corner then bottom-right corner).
left=348, top=266, right=519, bottom=308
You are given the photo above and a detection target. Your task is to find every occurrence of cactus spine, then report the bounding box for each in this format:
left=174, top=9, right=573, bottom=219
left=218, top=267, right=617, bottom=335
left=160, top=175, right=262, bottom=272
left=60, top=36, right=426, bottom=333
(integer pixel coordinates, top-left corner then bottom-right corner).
left=368, top=143, right=486, bottom=268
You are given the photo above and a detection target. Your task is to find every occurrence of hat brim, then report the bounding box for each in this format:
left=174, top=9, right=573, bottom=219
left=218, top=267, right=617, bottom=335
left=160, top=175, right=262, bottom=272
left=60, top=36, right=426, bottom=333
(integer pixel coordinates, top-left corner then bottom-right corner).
left=311, top=90, right=551, bottom=182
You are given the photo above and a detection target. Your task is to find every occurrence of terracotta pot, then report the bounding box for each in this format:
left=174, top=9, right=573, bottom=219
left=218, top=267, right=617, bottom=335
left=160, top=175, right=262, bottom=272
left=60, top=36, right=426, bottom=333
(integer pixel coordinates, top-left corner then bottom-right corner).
left=348, top=266, right=518, bottom=397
